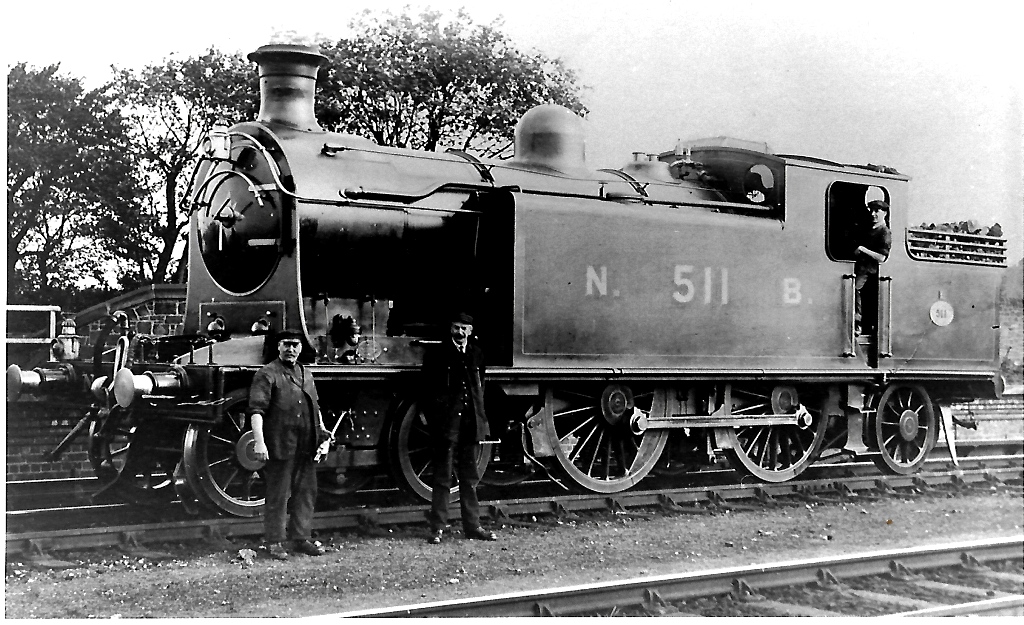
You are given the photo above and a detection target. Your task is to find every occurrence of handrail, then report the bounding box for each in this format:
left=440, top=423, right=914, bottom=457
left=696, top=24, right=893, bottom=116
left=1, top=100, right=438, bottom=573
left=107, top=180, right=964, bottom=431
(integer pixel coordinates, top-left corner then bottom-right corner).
left=5, top=305, right=61, bottom=344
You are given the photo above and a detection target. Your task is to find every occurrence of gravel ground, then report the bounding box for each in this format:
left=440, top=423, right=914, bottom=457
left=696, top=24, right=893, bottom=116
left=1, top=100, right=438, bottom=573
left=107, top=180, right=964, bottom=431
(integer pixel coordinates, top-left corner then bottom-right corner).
left=4, top=488, right=1022, bottom=618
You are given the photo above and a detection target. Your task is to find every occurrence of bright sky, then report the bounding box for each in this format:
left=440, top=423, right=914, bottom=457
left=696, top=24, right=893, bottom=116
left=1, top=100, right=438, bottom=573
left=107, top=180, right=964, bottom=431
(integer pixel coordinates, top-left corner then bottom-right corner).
left=4, top=0, right=1023, bottom=261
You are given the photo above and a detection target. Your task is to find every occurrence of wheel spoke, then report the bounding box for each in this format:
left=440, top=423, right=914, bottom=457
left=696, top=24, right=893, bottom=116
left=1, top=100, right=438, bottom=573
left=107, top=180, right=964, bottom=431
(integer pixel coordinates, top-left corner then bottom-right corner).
left=407, top=443, right=431, bottom=456
left=741, top=427, right=765, bottom=456
left=415, top=461, right=431, bottom=480
left=571, top=422, right=601, bottom=463
left=897, top=391, right=911, bottom=411
left=733, top=402, right=770, bottom=414
left=225, top=412, right=243, bottom=434
left=757, top=432, right=771, bottom=466
left=208, top=456, right=232, bottom=469
left=218, top=467, right=240, bottom=491
left=210, top=434, right=235, bottom=446
left=734, top=390, right=771, bottom=400
left=586, top=430, right=605, bottom=475
left=561, top=415, right=598, bottom=442
left=554, top=405, right=597, bottom=419
left=560, top=390, right=598, bottom=401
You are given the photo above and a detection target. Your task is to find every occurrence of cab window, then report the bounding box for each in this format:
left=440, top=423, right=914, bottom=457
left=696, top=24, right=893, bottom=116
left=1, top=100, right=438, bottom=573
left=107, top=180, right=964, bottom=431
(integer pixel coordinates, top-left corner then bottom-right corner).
left=826, top=182, right=888, bottom=261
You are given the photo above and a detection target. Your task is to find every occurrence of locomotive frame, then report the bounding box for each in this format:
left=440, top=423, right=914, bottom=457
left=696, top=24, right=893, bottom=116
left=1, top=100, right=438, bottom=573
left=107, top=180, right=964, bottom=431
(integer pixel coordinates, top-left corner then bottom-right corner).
left=7, top=43, right=1007, bottom=517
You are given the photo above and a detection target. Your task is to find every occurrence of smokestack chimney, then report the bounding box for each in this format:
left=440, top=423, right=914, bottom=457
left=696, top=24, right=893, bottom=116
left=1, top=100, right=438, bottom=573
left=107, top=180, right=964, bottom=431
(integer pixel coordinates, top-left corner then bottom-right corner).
left=247, top=43, right=327, bottom=132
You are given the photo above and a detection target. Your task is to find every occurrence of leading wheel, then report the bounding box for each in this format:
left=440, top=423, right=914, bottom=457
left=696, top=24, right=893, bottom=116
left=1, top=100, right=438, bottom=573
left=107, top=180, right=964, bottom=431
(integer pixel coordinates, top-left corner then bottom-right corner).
left=182, top=389, right=267, bottom=517
left=718, top=386, right=828, bottom=483
left=543, top=385, right=668, bottom=493
left=387, top=400, right=490, bottom=502
left=871, top=384, right=937, bottom=474
left=88, top=407, right=177, bottom=504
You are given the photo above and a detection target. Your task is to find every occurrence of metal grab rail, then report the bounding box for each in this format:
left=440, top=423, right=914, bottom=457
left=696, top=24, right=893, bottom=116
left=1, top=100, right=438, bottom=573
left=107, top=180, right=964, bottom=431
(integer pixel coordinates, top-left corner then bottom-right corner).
left=879, top=276, right=892, bottom=358
left=842, top=275, right=856, bottom=357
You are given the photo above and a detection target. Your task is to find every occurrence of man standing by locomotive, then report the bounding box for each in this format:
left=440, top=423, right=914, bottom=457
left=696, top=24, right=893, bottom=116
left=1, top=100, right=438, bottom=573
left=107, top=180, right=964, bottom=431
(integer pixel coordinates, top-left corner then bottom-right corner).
left=854, top=200, right=892, bottom=335
left=423, top=312, right=498, bottom=544
left=250, top=329, right=331, bottom=560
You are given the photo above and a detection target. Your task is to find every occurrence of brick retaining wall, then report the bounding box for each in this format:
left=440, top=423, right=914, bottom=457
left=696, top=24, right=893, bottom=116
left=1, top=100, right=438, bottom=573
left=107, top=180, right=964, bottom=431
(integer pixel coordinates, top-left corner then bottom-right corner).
left=74, top=284, right=188, bottom=352
left=952, top=393, right=1024, bottom=440
left=5, top=401, right=94, bottom=481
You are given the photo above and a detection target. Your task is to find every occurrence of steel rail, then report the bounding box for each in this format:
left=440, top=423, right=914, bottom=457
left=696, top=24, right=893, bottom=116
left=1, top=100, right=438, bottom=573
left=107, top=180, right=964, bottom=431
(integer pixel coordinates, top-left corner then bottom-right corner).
left=6, top=440, right=1019, bottom=514
left=327, top=536, right=1024, bottom=617
left=6, top=464, right=1021, bottom=557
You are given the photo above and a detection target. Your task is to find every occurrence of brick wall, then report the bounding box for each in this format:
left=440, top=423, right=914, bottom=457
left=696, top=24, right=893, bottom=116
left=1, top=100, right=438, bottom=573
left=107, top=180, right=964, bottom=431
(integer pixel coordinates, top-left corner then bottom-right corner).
left=5, top=401, right=93, bottom=481
left=952, top=393, right=1024, bottom=441
left=76, top=284, right=188, bottom=354
left=1001, top=296, right=1023, bottom=384
left=998, top=260, right=1023, bottom=384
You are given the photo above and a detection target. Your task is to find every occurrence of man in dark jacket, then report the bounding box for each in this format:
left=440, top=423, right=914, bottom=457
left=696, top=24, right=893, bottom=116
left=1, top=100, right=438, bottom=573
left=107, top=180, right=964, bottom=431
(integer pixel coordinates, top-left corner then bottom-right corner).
left=422, top=312, right=497, bottom=544
left=250, top=329, right=330, bottom=560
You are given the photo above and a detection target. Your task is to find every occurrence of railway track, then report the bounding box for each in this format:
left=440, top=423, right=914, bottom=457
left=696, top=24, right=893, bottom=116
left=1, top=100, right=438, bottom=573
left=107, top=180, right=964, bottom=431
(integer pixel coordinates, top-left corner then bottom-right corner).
left=7, top=459, right=1021, bottom=558
left=329, top=537, right=1024, bottom=617
left=7, top=436, right=1020, bottom=512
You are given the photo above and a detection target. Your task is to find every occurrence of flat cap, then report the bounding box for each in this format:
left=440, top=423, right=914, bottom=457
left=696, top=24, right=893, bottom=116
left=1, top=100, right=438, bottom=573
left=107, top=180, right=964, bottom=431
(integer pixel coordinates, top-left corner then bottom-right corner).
left=867, top=200, right=890, bottom=212
left=451, top=312, right=474, bottom=325
left=275, top=329, right=304, bottom=342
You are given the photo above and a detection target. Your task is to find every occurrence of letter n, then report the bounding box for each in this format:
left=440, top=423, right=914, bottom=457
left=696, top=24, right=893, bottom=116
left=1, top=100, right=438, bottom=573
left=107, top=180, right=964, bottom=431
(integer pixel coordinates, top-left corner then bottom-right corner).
left=586, top=266, right=607, bottom=296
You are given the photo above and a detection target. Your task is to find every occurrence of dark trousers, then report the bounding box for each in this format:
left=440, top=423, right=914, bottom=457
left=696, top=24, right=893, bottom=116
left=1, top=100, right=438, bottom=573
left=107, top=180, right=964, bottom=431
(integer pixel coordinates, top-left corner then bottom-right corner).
left=855, top=273, right=877, bottom=330
left=263, top=455, right=317, bottom=543
left=428, top=437, right=482, bottom=533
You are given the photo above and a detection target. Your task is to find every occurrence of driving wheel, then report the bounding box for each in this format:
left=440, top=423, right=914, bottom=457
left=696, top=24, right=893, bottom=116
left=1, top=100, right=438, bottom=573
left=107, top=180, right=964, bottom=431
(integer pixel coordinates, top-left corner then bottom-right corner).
left=718, top=386, right=828, bottom=483
left=387, top=400, right=490, bottom=502
left=543, top=384, right=668, bottom=493
left=88, top=407, right=177, bottom=504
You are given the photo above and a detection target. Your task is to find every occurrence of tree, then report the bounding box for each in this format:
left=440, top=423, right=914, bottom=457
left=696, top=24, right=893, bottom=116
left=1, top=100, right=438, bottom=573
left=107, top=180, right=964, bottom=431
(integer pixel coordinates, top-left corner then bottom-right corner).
left=317, top=8, right=588, bottom=156
left=7, top=63, right=139, bottom=304
left=104, top=49, right=258, bottom=285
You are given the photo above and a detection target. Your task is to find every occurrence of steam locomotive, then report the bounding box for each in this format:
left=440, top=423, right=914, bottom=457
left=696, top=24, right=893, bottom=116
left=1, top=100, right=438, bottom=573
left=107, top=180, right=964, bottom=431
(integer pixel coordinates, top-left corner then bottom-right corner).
left=7, top=43, right=1008, bottom=517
